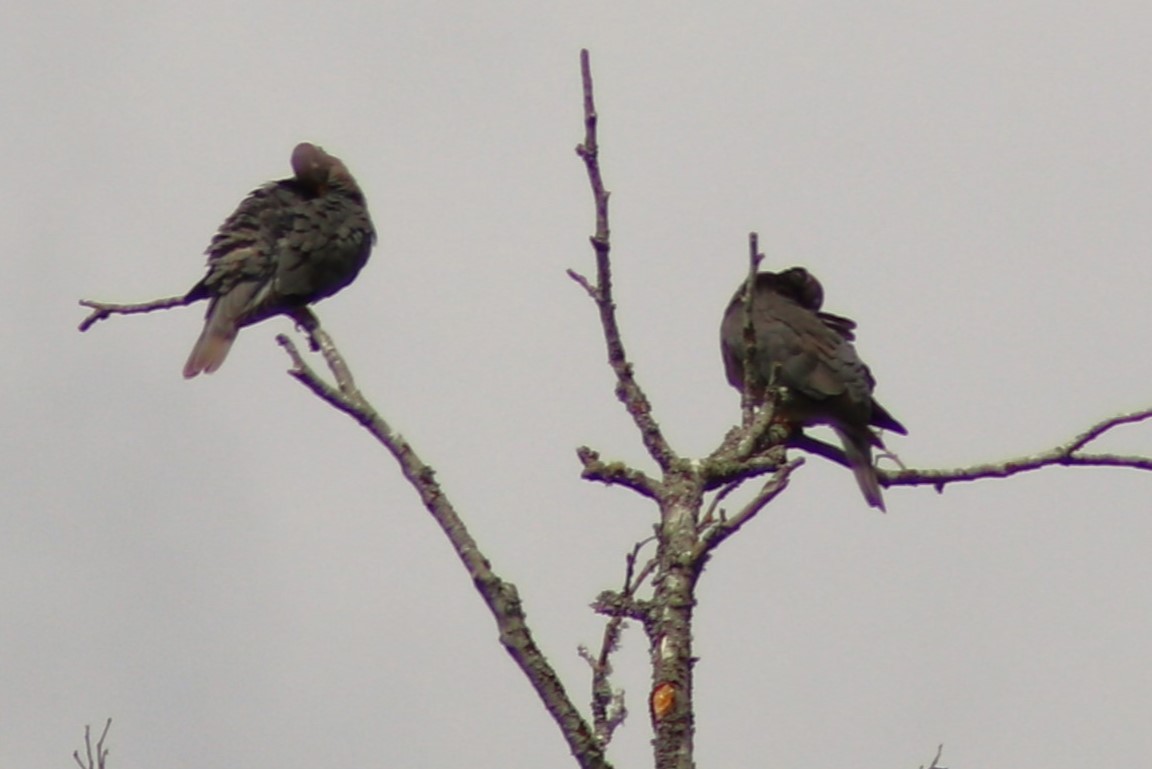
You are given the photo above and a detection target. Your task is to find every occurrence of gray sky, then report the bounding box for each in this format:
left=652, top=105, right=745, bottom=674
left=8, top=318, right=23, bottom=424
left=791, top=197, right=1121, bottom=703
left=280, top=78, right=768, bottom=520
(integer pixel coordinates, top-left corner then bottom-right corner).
left=4, top=2, right=1152, bottom=767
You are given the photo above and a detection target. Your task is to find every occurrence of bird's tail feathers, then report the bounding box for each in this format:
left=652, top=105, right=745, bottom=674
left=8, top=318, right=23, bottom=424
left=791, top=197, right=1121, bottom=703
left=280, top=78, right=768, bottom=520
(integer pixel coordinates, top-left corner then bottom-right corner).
left=835, top=427, right=886, bottom=512
left=183, top=326, right=236, bottom=378
left=183, top=294, right=246, bottom=378
left=871, top=401, right=908, bottom=435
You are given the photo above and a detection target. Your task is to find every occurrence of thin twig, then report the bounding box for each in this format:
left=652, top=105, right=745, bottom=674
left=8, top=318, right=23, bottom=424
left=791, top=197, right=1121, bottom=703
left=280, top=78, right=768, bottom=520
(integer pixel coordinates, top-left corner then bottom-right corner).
left=700, top=480, right=738, bottom=527
left=577, top=446, right=661, bottom=500
left=582, top=537, right=657, bottom=747
left=72, top=719, right=111, bottom=769
left=571, top=48, right=675, bottom=473
left=78, top=295, right=192, bottom=332
left=919, top=744, right=947, bottom=769
left=740, top=233, right=764, bottom=424
left=884, top=408, right=1152, bottom=492
left=1064, top=408, right=1152, bottom=452
left=694, top=458, right=803, bottom=562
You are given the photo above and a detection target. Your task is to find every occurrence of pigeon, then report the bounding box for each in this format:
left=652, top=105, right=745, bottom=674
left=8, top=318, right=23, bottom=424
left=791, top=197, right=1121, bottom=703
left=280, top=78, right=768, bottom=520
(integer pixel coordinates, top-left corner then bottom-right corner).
left=183, top=142, right=375, bottom=378
left=720, top=267, right=906, bottom=510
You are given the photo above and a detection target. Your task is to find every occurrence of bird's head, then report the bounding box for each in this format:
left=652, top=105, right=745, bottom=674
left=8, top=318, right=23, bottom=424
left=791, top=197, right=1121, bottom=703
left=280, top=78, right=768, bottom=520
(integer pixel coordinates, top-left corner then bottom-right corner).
left=291, top=142, right=329, bottom=186
left=763, top=267, right=824, bottom=310
left=291, top=142, right=359, bottom=194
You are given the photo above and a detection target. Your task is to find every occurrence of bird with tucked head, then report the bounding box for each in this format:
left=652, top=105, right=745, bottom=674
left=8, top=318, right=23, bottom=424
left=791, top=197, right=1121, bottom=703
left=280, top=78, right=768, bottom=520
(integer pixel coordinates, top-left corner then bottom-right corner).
left=182, top=143, right=375, bottom=378
left=720, top=267, right=906, bottom=510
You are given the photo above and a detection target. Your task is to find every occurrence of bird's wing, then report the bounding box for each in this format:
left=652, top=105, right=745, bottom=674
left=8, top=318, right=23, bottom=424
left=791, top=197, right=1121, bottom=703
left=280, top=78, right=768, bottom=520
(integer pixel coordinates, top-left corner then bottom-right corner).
left=754, top=293, right=857, bottom=400
left=816, top=310, right=857, bottom=341
left=193, top=181, right=306, bottom=300
left=722, top=280, right=888, bottom=419
left=272, top=189, right=375, bottom=301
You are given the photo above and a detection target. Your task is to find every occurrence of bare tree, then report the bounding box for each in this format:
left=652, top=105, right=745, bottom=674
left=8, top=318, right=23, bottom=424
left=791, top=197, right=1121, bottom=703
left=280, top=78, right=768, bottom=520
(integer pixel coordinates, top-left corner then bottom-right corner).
left=77, top=51, right=1152, bottom=769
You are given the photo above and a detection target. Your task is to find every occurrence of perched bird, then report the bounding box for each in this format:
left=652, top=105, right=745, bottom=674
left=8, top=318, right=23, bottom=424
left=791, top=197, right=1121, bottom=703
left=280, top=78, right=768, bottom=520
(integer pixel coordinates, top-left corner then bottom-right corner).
left=720, top=267, right=906, bottom=510
left=182, top=143, right=375, bottom=378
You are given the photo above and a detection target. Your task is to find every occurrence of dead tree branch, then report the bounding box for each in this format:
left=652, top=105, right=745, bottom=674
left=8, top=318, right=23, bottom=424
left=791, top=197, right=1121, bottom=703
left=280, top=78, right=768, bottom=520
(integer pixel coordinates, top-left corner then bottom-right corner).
left=569, top=49, right=676, bottom=474
left=739, top=233, right=765, bottom=424
left=694, top=457, right=803, bottom=563
left=919, top=743, right=947, bottom=769
left=77, top=295, right=192, bottom=332
left=72, top=719, right=111, bottom=769
left=277, top=327, right=610, bottom=769
left=883, top=408, right=1152, bottom=492
left=577, top=446, right=661, bottom=500
left=580, top=537, right=657, bottom=748
left=573, top=49, right=704, bottom=769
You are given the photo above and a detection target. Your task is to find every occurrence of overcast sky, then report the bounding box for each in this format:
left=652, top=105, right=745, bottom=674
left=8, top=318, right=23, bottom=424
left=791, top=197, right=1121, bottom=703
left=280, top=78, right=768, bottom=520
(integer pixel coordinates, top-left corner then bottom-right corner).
left=4, top=2, right=1152, bottom=768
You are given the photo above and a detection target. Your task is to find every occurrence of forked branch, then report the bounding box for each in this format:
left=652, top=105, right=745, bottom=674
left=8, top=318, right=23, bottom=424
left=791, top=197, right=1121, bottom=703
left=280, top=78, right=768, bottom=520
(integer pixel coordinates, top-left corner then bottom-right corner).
left=883, top=408, right=1152, bottom=491
left=72, top=719, right=112, bottom=769
left=580, top=537, right=657, bottom=747
left=78, top=295, right=192, bottom=332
